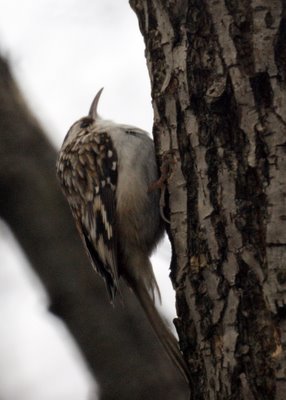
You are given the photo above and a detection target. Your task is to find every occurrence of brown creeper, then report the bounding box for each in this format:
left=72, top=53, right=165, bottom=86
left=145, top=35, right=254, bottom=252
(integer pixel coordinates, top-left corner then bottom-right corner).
left=56, top=89, right=189, bottom=382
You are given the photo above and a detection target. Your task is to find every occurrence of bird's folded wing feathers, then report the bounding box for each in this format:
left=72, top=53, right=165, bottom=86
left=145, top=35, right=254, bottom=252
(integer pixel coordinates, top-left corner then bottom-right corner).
left=68, top=132, right=119, bottom=301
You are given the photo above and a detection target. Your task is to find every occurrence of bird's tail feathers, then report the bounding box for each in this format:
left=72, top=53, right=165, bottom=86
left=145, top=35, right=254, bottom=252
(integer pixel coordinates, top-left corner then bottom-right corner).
left=131, top=277, right=190, bottom=383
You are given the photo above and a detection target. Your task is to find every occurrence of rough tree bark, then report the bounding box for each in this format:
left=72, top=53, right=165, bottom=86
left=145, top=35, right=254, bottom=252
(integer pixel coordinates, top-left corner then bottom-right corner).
left=130, top=1, right=286, bottom=399
left=0, top=57, right=188, bottom=399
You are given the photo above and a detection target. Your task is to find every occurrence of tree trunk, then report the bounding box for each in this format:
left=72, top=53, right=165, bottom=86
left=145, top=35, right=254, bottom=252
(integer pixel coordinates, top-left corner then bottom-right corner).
left=130, top=1, right=286, bottom=399
left=0, top=56, right=188, bottom=400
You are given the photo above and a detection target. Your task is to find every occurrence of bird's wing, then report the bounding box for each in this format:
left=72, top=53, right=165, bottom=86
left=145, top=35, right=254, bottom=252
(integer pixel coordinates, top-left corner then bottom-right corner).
left=68, top=131, right=119, bottom=302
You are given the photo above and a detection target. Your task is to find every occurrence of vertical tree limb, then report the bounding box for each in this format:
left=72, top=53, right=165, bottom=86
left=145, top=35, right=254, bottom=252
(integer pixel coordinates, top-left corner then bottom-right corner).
left=130, top=1, right=286, bottom=398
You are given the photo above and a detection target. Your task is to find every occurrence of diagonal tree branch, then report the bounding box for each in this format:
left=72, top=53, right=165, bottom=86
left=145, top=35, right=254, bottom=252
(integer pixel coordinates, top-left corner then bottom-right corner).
left=0, top=56, right=188, bottom=400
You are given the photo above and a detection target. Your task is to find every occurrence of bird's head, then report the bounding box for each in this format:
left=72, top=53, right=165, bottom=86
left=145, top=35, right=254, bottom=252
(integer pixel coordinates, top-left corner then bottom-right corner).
left=61, top=88, right=104, bottom=148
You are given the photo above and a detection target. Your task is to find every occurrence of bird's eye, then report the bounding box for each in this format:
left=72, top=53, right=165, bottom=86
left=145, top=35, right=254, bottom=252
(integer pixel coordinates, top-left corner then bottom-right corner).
left=80, top=118, right=93, bottom=129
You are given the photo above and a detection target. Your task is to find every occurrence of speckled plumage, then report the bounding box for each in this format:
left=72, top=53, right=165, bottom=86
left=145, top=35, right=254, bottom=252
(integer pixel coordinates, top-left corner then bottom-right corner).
left=57, top=125, right=119, bottom=299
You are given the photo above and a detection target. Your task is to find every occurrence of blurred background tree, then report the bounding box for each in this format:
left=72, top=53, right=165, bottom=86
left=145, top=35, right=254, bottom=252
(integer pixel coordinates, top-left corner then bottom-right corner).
left=0, top=1, right=188, bottom=399
left=0, top=55, right=188, bottom=399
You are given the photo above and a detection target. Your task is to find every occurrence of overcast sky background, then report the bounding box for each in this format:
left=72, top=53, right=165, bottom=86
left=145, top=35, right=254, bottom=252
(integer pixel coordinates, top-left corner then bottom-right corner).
left=0, top=1, right=175, bottom=399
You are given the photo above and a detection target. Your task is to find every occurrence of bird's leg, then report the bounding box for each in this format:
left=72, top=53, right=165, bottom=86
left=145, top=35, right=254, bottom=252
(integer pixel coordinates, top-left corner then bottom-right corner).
left=148, top=151, right=176, bottom=193
left=148, top=151, right=176, bottom=224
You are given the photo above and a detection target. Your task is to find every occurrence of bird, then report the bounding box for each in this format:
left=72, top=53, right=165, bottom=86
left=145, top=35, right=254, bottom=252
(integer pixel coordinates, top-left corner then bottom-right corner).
left=56, top=88, right=190, bottom=383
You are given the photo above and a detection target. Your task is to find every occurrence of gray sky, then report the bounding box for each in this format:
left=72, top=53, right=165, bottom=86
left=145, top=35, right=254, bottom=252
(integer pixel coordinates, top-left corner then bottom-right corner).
left=0, top=1, right=174, bottom=399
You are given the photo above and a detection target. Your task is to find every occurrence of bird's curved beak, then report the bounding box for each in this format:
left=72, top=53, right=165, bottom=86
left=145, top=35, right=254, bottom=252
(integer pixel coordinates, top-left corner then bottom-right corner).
left=89, top=87, right=104, bottom=119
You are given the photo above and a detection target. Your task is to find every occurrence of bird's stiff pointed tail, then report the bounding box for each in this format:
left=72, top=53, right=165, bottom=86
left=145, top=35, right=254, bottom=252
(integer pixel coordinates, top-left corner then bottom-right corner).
left=130, top=278, right=190, bottom=383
